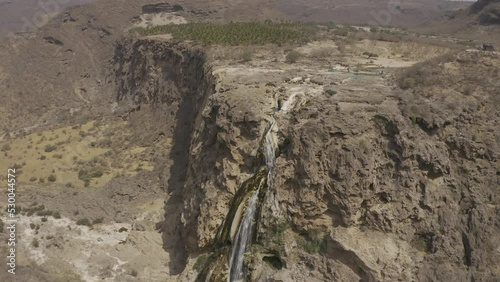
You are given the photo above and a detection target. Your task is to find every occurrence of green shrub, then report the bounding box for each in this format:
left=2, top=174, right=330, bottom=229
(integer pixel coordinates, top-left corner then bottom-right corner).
left=36, top=210, right=53, bottom=217
left=239, top=50, right=253, bottom=62
left=76, top=218, right=92, bottom=226
left=92, top=218, right=104, bottom=225
left=325, top=89, right=337, bottom=96
left=47, top=175, right=57, bottom=182
left=53, top=211, right=61, bottom=219
left=193, top=254, right=208, bottom=272
left=32, top=239, right=39, bottom=248
left=91, top=170, right=103, bottom=178
left=44, top=144, right=56, bottom=152
left=1, top=144, right=11, bottom=152
left=286, top=51, right=302, bottom=63
left=130, top=269, right=138, bottom=277
left=399, top=77, right=416, bottom=90
left=24, top=205, right=45, bottom=216
left=296, top=229, right=325, bottom=254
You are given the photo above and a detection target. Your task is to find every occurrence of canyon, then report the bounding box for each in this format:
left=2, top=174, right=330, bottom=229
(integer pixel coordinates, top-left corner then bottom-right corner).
left=0, top=1, right=498, bottom=282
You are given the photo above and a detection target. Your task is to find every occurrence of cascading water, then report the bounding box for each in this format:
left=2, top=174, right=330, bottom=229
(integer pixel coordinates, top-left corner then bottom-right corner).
left=228, top=178, right=264, bottom=281
left=228, top=121, right=277, bottom=282
left=264, top=119, right=277, bottom=172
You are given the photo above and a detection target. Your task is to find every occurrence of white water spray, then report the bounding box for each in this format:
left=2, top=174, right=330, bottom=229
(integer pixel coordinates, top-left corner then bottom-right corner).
left=228, top=178, right=264, bottom=282
left=228, top=120, right=277, bottom=282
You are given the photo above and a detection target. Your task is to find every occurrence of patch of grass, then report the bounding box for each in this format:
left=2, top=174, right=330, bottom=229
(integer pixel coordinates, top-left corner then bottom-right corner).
left=263, top=255, right=284, bottom=270
left=47, top=175, right=57, bottom=182
left=76, top=218, right=92, bottom=227
left=239, top=50, right=253, bottom=62
left=24, top=205, right=45, bottom=216
left=53, top=211, right=61, bottom=219
left=285, top=50, right=302, bottom=63
left=362, top=51, right=379, bottom=58
left=324, top=89, right=337, bottom=96
left=1, top=144, right=11, bottom=152
left=78, top=169, right=104, bottom=186
left=44, top=144, right=56, bottom=152
left=310, top=47, right=334, bottom=58
left=92, top=218, right=104, bottom=225
left=296, top=229, right=326, bottom=254
left=36, top=210, right=53, bottom=217
left=193, top=254, right=208, bottom=272
left=135, top=22, right=318, bottom=45
left=130, top=269, right=138, bottom=277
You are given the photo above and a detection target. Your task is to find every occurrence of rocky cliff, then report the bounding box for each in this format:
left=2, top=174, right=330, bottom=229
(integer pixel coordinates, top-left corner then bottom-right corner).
left=113, top=37, right=499, bottom=281
left=0, top=1, right=498, bottom=281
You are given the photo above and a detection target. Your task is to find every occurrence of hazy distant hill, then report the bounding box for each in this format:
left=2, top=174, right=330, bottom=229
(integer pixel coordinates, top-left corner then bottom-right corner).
left=469, top=0, right=500, bottom=24
left=273, top=0, right=471, bottom=27
left=0, top=0, right=94, bottom=38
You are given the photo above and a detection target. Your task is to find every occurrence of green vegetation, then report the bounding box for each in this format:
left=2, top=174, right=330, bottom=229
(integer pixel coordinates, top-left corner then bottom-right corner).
left=47, top=175, right=57, bottom=182
left=132, top=22, right=318, bottom=45
left=92, top=217, right=104, bottom=225
left=1, top=144, right=11, bottom=152
left=0, top=218, right=3, bottom=233
left=193, top=254, right=209, bottom=272
left=53, top=211, right=61, bottom=219
left=362, top=51, right=379, bottom=58
left=130, top=269, right=138, bottom=277
left=263, top=255, right=284, bottom=270
left=32, top=238, right=39, bottom=248
left=296, top=229, right=326, bottom=254
left=238, top=50, right=253, bottom=62
left=36, top=210, right=53, bottom=217
left=324, top=89, right=337, bottom=96
left=78, top=169, right=104, bottom=187
left=44, top=144, right=56, bottom=152
left=23, top=204, right=45, bottom=216
left=285, top=50, right=303, bottom=63
left=76, top=218, right=92, bottom=226
left=396, top=52, right=457, bottom=90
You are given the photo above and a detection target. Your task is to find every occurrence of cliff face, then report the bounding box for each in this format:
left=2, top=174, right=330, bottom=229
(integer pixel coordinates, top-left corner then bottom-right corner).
left=91, top=31, right=500, bottom=281
left=3, top=1, right=498, bottom=281
left=146, top=50, right=499, bottom=281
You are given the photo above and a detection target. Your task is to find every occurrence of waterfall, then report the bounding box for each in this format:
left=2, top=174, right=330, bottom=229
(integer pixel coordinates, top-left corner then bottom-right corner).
left=228, top=178, right=264, bottom=282
left=228, top=121, right=277, bottom=282
left=264, top=120, right=277, bottom=172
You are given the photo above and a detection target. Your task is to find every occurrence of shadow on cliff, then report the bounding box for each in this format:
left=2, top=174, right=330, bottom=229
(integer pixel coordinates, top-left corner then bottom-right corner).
left=154, top=49, right=214, bottom=275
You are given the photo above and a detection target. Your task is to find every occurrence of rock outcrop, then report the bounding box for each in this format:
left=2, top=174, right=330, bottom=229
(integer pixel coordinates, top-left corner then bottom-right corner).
left=142, top=3, right=184, bottom=14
